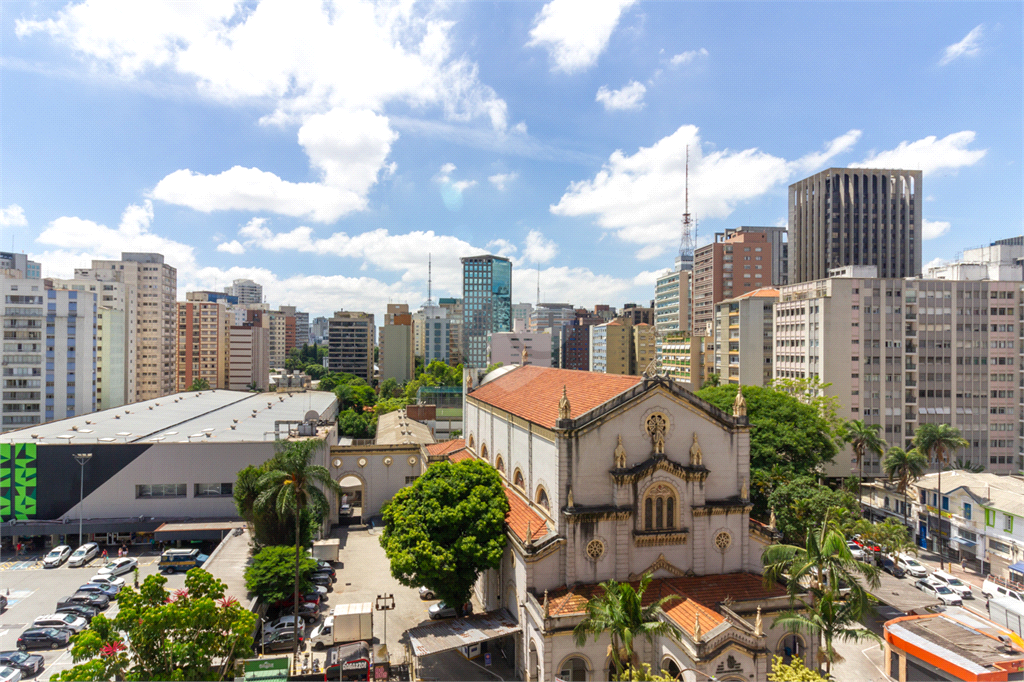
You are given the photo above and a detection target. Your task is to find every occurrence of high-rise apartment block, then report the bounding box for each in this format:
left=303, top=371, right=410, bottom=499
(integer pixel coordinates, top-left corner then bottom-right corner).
left=176, top=300, right=231, bottom=390
left=655, top=263, right=691, bottom=336
left=328, top=311, right=375, bottom=382
left=558, top=317, right=601, bottom=371
left=659, top=332, right=712, bottom=392
left=619, top=302, right=655, bottom=326
left=692, top=231, right=773, bottom=335
left=789, top=168, right=922, bottom=284
left=724, top=226, right=789, bottom=285
left=279, top=306, right=308, bottom=349
left=530, top=303, right=575, bottom=333
left=774, top=267, right=1020, bottom=479
left=45, top=285, right=97, bottom=424
left=380, top=304, right=415, bottom=384
left=713, top=288, right=778, bottom=387
left=438, top=298, right=463, bottom=365
left=224, top=279, right=263, bottom=305
left=0, top=253, right=41, bottom=279
left=75, top=253, right=177, bottom=401
left=228, top=324, right=270, bottom=391
left=590, top=319, right=655, bottom=375
left=461, top=255, right=512, bottom=368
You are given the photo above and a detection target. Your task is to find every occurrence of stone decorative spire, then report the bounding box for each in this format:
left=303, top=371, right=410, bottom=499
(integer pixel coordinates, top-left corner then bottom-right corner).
left=521, top=346, right=529, bottom=366
left=768, top=507, right=778, bottom=531
left=566, top=486, right=574, bottom=509
left=558, top=385, right=571, bottom=421
left=732, top=389, right=747, bottom=417
left=613, top=435, right=627, bottom=469
left=741, top=475, right=749, bottom=501
left=525, top=520, right=533, bottom=548
left=689, top=432, right=703, bottom=466
left=543, top=590, right=549, bottom=617
left=754, top=606, right=763, bottom=637
left=693, top=613, right=702, bottom=642
left=466, top=373, right=474, bottom=390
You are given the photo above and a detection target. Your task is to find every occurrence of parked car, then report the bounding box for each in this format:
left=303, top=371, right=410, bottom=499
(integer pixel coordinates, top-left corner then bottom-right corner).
left=268, top=601, right=319, bottom=623
left=67, top=543, right=99, bottom=568
left=852, top=535, right=881, bottom=554
left=428, top=602, right=472, bottom=620
left=0, top=594, right=7, bottom=613
left=418, top=586, right=436, bottom=600
left=880, top=557, right=905, bottom=578
left=261, top=616, right=305, bottom=637
left=158, top=549, right=206, bottom=574
left=57, top=592, right=109, bottom=610
left=88, top=574, right=125, bottom=589
left=54, top=604, right=98, bottom=622
left=929, top=570, right=973, bottom=599
left=0, top=666, right=20, bottom=682
left=76, top=584, right=119, bottom=600
left=313, top=561, right=336, bottom=578
left=258, top=629, right=304, bottom=653
left=310, top=573, right=333, bottom=589
left=32, top=614, right=87, bottom=634
left=983, top=578, right=1024, bottom=603
left=273, top=593, right=323, bottom=610
left=915, top=579, right=963, bottom=606
left=0, top=651, right=45, bottom=677
left=897, top=553, right=928, bottom=578
left=96, top=557, right=137, bottom=577
left=845, top=542, right=865, bottom=561
left=16, top=628, right=69, bottom=651
left=42, top=546, right=72, bottom=569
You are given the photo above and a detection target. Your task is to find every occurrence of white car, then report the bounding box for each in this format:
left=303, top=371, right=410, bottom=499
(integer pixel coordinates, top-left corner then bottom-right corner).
left=845, top=542, right=865, bottom=561
left=915, top=579, right=962, bottom=606
left=983, top=578, right=1024, bottom=603
left=929, top=570, right=973, bottom=599
left=67, top=543, right=99, bottom=568
left=33, top=614, right=88, bottom=634
left=897, top=553, right=928, bottom=578
left=262, top=615, right=305, bottom=637
left=89, top=575, right=126, bottom=589
left=0, top=665, right=22, bottom=682
left=42, top=546, right=72, bottom=569
left=96, top=557, right=137, bottom=576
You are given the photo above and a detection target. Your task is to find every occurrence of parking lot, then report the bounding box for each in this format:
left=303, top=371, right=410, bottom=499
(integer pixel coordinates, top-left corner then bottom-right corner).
left=0, top=549, right=187, bottom=679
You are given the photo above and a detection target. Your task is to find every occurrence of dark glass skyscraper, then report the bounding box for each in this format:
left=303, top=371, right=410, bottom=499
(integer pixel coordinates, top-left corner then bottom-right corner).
left=460, top=254, right=512, bottom=367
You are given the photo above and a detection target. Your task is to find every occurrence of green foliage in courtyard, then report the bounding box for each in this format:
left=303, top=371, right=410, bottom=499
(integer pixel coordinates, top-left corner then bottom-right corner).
left=244, top=545, right=318, bottom=604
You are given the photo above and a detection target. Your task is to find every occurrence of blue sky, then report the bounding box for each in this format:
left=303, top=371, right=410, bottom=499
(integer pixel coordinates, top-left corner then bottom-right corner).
left=1, top=0, right=1020, bottom=321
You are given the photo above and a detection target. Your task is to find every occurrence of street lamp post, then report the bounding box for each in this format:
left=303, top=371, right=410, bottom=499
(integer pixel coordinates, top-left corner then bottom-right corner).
left=73, top=453, right=92, bottom=546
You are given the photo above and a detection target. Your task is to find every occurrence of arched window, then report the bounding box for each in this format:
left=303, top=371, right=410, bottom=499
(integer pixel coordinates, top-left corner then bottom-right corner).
left=481, top=443, right=488, bottom=461
left=535, top=486, right=549, bottom=511
left=643, top=483, right=677, bottom=531
left=513, top=468, right=525, bottom=488
left=495, top=455, right=505, bottom=476
left=661, top=658, right=681, bottom=680
left=559, top=656, right=588, bottom=682
left=777, top=633, right=806, bottom=665
left=468, top=434, right=475, bottom=450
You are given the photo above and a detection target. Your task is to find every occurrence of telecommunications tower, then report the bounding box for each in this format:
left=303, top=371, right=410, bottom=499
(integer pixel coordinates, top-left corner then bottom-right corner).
left=677, top=145, right=697, bottom=271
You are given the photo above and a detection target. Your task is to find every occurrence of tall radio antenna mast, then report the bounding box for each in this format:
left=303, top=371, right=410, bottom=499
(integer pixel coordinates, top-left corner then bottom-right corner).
left=679, top=145, right=696, bottom=269
left=427, top=253, right=433, bottom=306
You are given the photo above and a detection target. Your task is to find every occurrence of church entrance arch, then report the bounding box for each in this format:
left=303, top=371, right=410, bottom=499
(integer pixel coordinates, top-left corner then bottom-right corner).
left=337, top=472, right=365, bottom=525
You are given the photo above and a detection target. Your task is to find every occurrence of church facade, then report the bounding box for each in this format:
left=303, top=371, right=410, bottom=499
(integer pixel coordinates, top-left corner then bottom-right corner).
left=460, top=365, right=812, bottom=681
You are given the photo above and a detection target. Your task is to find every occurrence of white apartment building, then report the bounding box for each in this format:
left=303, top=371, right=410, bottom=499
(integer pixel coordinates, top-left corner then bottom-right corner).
left=655, top=264, right=691, bottom=336
left=76, top=253, right=177, bottom=401
left=713, top=288, right=778, bottom=387
left=487, top=319, right=552, bottom=367
left=927, top=239, right=1024, bottom=283
left=224, top=278, right=263, bottom=305
left=529, top=303, right=574, bottom=333
left=2, top=274, right=46, bottom=431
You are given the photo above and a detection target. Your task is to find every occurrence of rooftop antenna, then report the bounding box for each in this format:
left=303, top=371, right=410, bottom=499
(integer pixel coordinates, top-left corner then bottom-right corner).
left=678, top=145, right=696, bottom=271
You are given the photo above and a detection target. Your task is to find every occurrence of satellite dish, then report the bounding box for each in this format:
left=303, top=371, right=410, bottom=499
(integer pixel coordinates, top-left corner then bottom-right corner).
left=304, top=410, right=319, bottom=421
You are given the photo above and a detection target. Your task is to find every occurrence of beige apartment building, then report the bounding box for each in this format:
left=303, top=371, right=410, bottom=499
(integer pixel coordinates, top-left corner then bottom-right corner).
left=714, top=288, right=779, bottom=387
left=228, top=324, right=270, bottom=391
left=660, top=332, right=712, bottom=391
left=75, top=252, right=177, bottom=401
left=775, top=266, right=1020, bottom=479
left=590, top=318, right=655, bottom=375
left=380, top=305, right=414, bottom=384
left=328, top=310, right=375, bottom=382
left=176, top=300, right=231, bottom=390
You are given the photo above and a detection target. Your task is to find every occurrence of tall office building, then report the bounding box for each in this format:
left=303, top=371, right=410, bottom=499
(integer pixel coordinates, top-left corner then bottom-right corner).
left=176, top=300, right=231, bottom=390
left=380, top=304, right=414, bottom=383
left=76, top=253, right=177, bottom=401
left=692, top=231, right=773, bottom=335
left=530, top=303, right=575, bottom=333
left=713, top=288, right=779, bottom=387
left=724, top=226, right=789, bottom=285
left=278, top=306, right=308, bottom=349
left=789, top=168, right=922, bottom=284
left=327, top=310, right=375, bottom=382
left=310, top=316, right=329, bottom=345
left=511, top=303, right=533, bottom=330
left=559, top=316, right=602, bottom=370
left=438, top=298, right=463, bottom=365
left=460, top=255, right=512, bottom=368
left=228, top=324, right=270, bottom=391
left=224, top=279, right=263, bottom=305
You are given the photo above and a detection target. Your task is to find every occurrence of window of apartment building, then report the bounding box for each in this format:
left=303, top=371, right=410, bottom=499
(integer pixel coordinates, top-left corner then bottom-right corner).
left=195, top=483, right=233, bottom=497
left=963, top=503, right=972, bottom=520
left=136, top=483, right=187, bottom=498
left=1005, top=514, right=1014, bottom=533
left=989, top=538, right=1012, bottom=555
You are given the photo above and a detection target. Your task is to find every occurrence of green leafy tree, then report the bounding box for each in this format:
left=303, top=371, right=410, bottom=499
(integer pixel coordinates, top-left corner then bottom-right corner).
left=772, top=589, right=881, bottom=675
left=572, top=574, right=683, bottom=681
left=374, top=397, right=411, bottom=418
left=704, top=373, right=720, bottom=387
left=244, top=545, right=318, bottom=603
left=484, top=362, right=504, bottom=374
left=767, top=656, right=828, bottom=682
left=844, top=420, right=886, bottom=506
left=305, top=363, right=327, bottom=380
left=256, top=439, right=341, bottom=663
left=883, top=446, right=927, bottom=526
left=378, top=377, right=399, bottom=399
left=187, top=377, right=211, bottom=391
left=767, top=476, right=859, bottom=545
left=335, top=383, right=376, bottom=412
left=913, top=422, right=968, bottom=570
left=770, top=376, right=847, bottom=447
left=246, top=380, right=261, bottom=393
left=54, top=569, right=256, bottom=682
left=848, top=517, right=916, bottom=561
left=380, top=460, right=508, bottom=612
left=234, top=463, right=318, bottom=548
left=337, top=409, right=375, bottom=439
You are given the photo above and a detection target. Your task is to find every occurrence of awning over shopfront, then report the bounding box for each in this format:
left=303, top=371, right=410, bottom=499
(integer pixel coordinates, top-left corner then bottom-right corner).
left=406, top=609, right=519, bottom=658
left=951, top=537, right=978, bottom=549
left=1009, top=561, right=1024, bottom=575
left=154, top=520, right=247, bottom=541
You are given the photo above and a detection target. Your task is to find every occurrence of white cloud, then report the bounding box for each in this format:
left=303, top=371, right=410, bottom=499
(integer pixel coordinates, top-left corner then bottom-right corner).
left=451, top=180, right=477, bottom=193
left=788, top=129, right=862, bottom=175
left=923, top=219, right=951, bottom=240
left=940, top=24, right=984, bottom=65
left=670, top=48, right=707, bottom=66
left=535, top=266, right=636, bottom=308
left=433, top=163, right=476, bottom=209
left=924, top=257, right=948, bottom=272
left=0, top=204, right=28, bottom=227
left=488, top=172, right=518, bottom=190
left=634, top=245, right=665, bottom=261
left=632, top=270, right=663, bottom=287
left=851, top=131, right=987, bottom=176
left=523, top=230, right=559, bottom=264
left=486, top=239, right=518, bottom=259
left=551, top=125, right=861, bottom=246
left=526, top=0, right=637, bottom=74
left=216, top=240, right=245, bottom=254
left=595, top=81, right=646, bottom=111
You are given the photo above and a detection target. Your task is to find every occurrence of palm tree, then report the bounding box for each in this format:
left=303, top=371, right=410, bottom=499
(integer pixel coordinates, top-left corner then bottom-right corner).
left=762, top=507, right=880, bottom=616
left=883, top=447, right=927, bottom=526
left=256, top=439, right=342, bottom=665
left=844, top=420, right=886, bottom=507
left=773, top=588, right=881, bottom=675
left=949, top=457, right=984, bottom=473
left=913, top=423, right=969, bottom=571
left=572, top=574, right=683, bottom=680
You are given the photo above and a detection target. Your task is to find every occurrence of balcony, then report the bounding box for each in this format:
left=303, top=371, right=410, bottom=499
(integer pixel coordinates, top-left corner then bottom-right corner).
left=905, top=328, right=917, bottom=337
left=905, top=380, right=917, bottom=387
left=905, top=313, right=917, bottom=320
left=905, top=363, right=917, bottom=370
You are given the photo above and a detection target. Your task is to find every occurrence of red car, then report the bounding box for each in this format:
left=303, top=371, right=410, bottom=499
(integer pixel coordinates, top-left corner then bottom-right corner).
left=852, top=535, right=881, bottom=553
left=273, top=593, right=321, bottom=610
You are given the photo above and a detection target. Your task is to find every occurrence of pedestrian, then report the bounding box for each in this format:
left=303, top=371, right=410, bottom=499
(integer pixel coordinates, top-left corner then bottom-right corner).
left=101, top=548, right=108, bottom=561
left=15, top=542, right=21, bottom=556
left=961, top=557, right=968, bottom=573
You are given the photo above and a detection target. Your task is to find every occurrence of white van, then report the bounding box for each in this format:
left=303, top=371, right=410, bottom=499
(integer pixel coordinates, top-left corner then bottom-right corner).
left=983, top=577, right=1024, bottom=603
left=989, top=596, right=1024, bottom=639
left=929, top=570, right=973, bottom=598
left=308, top=621, right=335, bottom=650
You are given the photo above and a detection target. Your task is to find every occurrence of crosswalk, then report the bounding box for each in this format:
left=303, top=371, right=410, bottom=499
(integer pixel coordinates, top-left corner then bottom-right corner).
left=0, top=557, right=158, bottom=572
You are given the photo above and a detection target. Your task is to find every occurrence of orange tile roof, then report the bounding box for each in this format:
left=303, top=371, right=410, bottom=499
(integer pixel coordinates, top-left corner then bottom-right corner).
left=504, top=486, right=548, bottom=543
left=425, top=439, right=466, bottom=458
left=545, top=573, right=784, bottom=637
left=470, top=366, right=642, bottom=429
left=734, top=287, right=780, bottom=299
left=447, top=450, right=474, bottom=464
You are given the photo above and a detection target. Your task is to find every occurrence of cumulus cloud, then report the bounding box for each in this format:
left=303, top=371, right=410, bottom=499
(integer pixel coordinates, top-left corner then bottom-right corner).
left=216, top=240, right=245, bottom=254
left=940, top=25, right=984, bottom=65
left=526, top=0, right=637, bottom=74
left=670, top=48, right=707, bottom=66
left=851, top=131, right=987, bottom=176
left=488, top=172, right=518, bottom=190
left=433, top=163, right=476, bottom=210
left=635, top=245, right=665, bottom=261
left=924, top=257, right=948, bottom=272
left=923, top=219, right=951, bottom=240
left=632, top=270, right=664, bottom=287
left=486, top=239, right=518, bottom=259
left=551, top=125, right=862, bottom=246
left=523, top=230, right=559, bottom=264
left=0, top=204, right=28, bottom=227
left=595, top=81, right=646, bottom=111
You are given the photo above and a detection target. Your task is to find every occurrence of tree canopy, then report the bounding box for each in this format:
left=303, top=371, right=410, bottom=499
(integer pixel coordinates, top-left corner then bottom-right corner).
left=380, top=459, right=508, bottom=610
left=766, top=476, right=859, bottom=545
left=767, top=656, right=828, bottom=682
left=244, top=545, right=318, bottom=604
left=53, top=569, right=256, bottom=681
left=187, top=377, right=210, bottom=391
left=234, top=462, right=318, bottom=548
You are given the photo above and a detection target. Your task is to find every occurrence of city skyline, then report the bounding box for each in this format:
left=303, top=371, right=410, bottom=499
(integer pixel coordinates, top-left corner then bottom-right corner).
left=2, top=1, right=1020, bottom=323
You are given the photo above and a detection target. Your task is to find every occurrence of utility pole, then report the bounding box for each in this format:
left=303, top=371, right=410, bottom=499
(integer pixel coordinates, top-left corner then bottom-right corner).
left=375, top=593, right=395, bottom=663
left=73, top=453, right=93, bottom=547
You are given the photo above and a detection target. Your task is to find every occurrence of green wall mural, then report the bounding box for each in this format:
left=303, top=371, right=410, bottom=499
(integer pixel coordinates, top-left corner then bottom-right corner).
left=0, top=443, right=36, bottom=520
